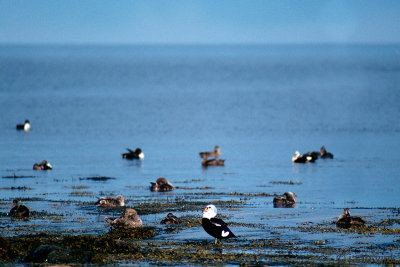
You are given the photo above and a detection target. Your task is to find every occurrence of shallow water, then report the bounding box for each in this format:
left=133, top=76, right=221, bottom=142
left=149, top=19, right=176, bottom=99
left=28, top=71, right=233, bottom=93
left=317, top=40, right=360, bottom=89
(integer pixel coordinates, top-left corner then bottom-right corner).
left=0, top=44, right=400, bottom=264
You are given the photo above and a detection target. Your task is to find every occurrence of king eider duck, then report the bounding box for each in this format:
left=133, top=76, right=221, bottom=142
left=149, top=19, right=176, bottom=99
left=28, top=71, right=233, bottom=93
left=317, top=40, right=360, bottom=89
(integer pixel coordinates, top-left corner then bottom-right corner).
left=122, top=148, right=144, bottom=159
left=160, top=212, right=180, bottom=225
left=16, top=120, right=31, bottom=131
left=201, top=155, right=225, bottom=167
left=273, top=192, right=297, bottom=208
left=105, top=208, right=142, bottom=228
left=33, top=160, right=53, bottom=170
left=199, top=146, right=221, bottom=158
left=9, top=199, right=30, bottom=217
left=292, top=151, right=316, bottom=163
left=202, top=204, right=236, bottom=244
left=150, top=177, right=174, bottom=192
left=95, top=195, right=125, bottom=207
left=336, top=208, right=365, bottom=228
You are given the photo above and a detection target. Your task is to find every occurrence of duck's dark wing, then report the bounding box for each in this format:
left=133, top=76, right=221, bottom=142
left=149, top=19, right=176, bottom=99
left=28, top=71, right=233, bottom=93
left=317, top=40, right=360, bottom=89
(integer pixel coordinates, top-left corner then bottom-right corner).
left=127, top=148, right=135, bottom=153
left=350, top=216, right=365, bottom=225
left=210, top=218, right=236, bottom=238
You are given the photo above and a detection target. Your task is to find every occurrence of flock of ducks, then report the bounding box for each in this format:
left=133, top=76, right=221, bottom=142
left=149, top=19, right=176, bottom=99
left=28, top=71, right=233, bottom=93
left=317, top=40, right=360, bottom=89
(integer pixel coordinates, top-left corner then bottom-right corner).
left=12, top=120, right=363, bottom=244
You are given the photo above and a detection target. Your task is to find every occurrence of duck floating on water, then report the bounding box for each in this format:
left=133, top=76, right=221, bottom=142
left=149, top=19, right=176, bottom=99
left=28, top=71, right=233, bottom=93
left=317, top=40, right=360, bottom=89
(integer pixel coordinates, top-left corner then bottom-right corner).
left=305, top=146, right=334, bottom=159
left=201, top=155, right=225, bottom=167
left=9, top=199, right=30, bottom=217
left=150, top=177, right=174, bottom=192
left=105, top=208, right=142, bottom=228
left=273, top=192, right=297, bottom=208
left=16, top=120, right=31, bottom=131
left=336, top=208, right=365, bottom=228
left=292, top=151, right=316, bottom=163
left=122, top=148, right=144, bottom=159
left=199, top=146, right=221, bottom=159
left=202, top=204, right=236, bottom=244
left=160, top=213, right=180, bottom=225
left=33, top=160, right=53, bottom=170
left=320, top=146, right=334, bottom=159
left=95, top=195, right=125, bottom=207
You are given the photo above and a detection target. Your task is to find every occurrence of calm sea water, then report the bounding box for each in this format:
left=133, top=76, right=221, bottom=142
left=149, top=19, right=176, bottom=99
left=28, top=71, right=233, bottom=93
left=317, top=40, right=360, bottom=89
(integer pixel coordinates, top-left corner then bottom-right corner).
left=0, top=44, right=400, bottom=256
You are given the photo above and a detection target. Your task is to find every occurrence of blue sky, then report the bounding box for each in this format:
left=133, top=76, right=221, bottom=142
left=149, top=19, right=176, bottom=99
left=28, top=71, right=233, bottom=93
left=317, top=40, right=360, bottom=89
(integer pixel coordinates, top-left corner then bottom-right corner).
left=0, top=0, right=399, bottom=44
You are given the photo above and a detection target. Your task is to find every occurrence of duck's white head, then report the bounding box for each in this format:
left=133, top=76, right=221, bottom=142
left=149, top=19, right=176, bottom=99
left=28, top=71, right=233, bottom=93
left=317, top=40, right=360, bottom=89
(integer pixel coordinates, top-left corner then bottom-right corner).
left=203, top=204, right=217, bottom=219
left=24, top=120, right=31, bottom=131
left=291, top=151, right=301, bottom=161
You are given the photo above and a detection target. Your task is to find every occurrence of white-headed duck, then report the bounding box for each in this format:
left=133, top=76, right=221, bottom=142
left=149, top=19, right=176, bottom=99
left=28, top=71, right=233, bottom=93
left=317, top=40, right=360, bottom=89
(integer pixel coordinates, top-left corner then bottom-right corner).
left=202, top=204, right=236, bottom=244
left=16, top=120, right=30, bottom=131
left=122, top=148, right=144, bottom=160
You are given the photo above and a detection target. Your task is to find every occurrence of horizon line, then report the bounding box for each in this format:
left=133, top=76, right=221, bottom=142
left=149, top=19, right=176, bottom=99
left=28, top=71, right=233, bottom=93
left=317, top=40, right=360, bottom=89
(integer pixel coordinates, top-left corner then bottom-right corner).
left=0, top=41, right=399, bottom=47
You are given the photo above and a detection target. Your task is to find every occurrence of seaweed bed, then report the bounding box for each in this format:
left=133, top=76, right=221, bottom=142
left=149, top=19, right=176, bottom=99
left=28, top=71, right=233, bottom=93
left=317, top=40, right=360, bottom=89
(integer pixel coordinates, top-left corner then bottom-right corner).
left=1, top=193, right=400, bottom=266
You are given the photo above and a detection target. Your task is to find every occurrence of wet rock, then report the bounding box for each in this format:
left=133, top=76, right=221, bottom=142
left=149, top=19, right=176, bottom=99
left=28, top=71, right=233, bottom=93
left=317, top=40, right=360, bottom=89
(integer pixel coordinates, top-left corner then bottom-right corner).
left=0, top=235, right=17, bottom=261
left=28, top=244, right=70, bottom=263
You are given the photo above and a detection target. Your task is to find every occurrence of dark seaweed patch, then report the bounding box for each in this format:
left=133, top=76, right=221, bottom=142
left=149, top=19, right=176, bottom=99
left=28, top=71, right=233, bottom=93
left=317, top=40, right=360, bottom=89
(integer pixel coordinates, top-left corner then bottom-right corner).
left=79, top=176, right=116, bottom=181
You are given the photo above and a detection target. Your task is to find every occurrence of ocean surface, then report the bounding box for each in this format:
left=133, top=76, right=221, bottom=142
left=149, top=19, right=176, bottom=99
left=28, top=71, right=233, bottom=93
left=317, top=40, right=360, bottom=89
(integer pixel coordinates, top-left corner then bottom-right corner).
left=0, top=44, right=400, bottom=262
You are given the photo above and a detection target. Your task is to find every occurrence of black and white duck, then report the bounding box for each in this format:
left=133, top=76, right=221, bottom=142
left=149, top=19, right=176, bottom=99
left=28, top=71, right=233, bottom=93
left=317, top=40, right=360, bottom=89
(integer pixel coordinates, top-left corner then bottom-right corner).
left=292, top=151, right=316, bottom=163
left=105, top=208, right=142, bottom=228
left=202, top=204, right=236, bottom=244
left=122, top=148, right=144, bottom=159
left=33, top=160, right=53, bottom=170
left=95, top=195, right=125, bottom=207
left=16, top=120, right=31, bottom=131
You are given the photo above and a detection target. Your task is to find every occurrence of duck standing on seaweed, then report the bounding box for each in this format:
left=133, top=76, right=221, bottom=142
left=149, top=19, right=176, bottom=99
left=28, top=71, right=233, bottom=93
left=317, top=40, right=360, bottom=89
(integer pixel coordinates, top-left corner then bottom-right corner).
left=202, top=204, right=235, bottom=244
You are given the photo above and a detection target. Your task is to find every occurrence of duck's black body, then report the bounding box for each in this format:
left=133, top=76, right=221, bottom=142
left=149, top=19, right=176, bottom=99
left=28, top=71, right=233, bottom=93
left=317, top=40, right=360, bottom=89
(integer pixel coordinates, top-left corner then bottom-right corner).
left=292, top=154, right=316, bottom=163
left=16, top=120, right=30, bottom=131
left=202, top=218, right=235, bottom=243
left=10, top=204, right=30, bottom=217
left=122, top=148, right=143, bottom=159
